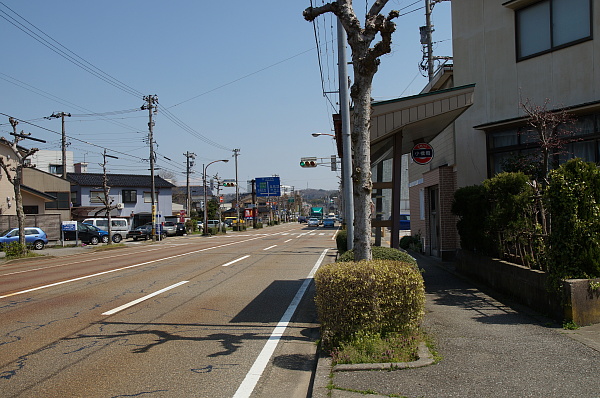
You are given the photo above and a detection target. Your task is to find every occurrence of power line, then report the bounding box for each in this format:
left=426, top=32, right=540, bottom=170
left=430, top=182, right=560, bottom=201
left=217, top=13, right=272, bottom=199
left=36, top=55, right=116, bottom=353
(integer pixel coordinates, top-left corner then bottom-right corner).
left=0, top=2, right=144, bottom=98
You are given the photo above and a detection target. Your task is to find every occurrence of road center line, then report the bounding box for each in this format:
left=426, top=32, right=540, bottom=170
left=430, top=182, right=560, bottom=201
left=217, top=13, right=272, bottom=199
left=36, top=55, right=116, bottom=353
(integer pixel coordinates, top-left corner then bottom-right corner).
left=284, top=239, right=292, bottom=243
left=222, top=255, right=250, bottom=267
left=0, top=233, right=280, bottom=300
left=233, top=248, right=329, bottom=398
left=101, top=281, right=189, bottom=315
left=263, top=245, right=277, bottom=251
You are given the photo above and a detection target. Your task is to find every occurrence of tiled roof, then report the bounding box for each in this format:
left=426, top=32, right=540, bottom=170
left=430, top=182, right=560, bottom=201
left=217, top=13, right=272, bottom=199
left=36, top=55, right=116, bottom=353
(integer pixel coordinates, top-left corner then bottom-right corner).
left=67, top=173, right=175, bottom=188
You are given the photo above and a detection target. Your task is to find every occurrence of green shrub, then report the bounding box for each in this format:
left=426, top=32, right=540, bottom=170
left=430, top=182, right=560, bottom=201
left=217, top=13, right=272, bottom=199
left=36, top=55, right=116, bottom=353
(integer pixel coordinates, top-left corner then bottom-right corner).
left=337, top=246, right=416, bottom=266
left=254, top=222, right=263, bottom=229
left=233, top=224, right=247, bottom=231
left=3, top=242, right=28, bottom=258
left=546, top=158, right=600, bottom=282
left=314, top=259, right=425, bottom=350
left=336, top=229, right=348, bottom=254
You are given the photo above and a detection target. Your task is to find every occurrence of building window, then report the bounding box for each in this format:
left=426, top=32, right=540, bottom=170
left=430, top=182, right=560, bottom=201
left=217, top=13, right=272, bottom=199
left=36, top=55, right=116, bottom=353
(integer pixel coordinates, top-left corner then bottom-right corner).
left=122, top=189, right=137, bottom=203
left=49, top=164, right=64, bottom=175
left=516, top=0, right=591, bottom=60
left=23, top=206, right=39, bottom=214
left=143, top=191, right=157, bottom=203
left=90, top=191, right=104, bottom=204
left=45, top=192, right=70, bottom=209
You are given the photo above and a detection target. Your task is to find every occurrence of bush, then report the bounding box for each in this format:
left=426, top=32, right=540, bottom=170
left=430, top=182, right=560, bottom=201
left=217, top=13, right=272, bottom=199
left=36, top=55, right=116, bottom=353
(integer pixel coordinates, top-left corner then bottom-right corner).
left=314, top=259, right=425, bottom=350
left=337, top=246, right=417, bottom=266
left=546, top=158, right=600, bottom=282
left=336, top=229, right=348, bottom=254
left=254, top=222, right=263, bottom=229
left=233, top=224, right=247, bottom=231
left=3, top=242, right=28, bottom=258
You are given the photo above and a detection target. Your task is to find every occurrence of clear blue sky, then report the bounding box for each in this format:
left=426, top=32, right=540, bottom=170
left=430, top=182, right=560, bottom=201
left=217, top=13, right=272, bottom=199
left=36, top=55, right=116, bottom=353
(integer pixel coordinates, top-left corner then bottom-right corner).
left=0, top=0, right=452, bottom=192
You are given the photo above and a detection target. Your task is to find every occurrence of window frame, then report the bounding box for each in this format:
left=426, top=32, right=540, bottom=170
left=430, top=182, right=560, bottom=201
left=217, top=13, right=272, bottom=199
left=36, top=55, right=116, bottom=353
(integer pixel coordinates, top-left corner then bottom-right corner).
left=122, top=189, right=137, bottom=203
left=515, top=0, right=592, bottom=61
left=44, top=191, right=70, bottom=210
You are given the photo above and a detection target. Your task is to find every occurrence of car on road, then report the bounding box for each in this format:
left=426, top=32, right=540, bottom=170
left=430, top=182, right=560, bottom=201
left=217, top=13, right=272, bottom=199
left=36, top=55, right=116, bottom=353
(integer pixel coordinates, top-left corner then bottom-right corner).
left=307, top=218, right=320, bottom=227
left=176, top=222, right=186, bottom=236
left=163, top=221, right=177, bottom=236
left=297, top=216, right=307, bottom=223
left=399, top=214, right=410, bottom=230
left=63, top=222, right=103, bottom=245
left=323, top=218, right=335, bottom=228
left=0, top=227, right=48, bottom=250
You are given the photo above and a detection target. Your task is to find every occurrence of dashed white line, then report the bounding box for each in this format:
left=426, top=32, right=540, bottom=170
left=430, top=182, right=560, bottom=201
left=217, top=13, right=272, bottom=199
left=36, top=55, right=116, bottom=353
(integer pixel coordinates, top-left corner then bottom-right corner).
left=263, top=245, right=277, bottom=251
left=233, top=249, right=329, bottom=398
left=222, top=255, right=250, bottom=267
left=101, top=281, right=189, bottom=315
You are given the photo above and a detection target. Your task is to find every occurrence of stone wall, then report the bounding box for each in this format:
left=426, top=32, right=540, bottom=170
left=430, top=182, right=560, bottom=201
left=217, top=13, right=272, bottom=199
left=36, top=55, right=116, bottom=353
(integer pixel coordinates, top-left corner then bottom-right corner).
left=456, top=250, right=600, bottom=325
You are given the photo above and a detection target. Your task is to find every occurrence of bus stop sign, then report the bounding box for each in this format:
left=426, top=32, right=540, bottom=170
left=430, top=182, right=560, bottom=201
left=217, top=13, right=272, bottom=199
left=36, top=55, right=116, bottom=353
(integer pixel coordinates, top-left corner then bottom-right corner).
left=411, top=143, right=434, bottom=165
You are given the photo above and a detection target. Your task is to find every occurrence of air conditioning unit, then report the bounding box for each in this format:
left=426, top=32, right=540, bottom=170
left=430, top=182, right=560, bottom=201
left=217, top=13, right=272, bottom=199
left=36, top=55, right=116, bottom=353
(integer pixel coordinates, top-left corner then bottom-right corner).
left=116, top=203, right=124, bottom=210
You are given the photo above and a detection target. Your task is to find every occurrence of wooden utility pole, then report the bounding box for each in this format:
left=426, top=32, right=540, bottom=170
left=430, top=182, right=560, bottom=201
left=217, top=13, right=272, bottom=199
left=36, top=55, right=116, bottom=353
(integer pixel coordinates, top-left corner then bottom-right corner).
left=47, top=112, right=71, bottom=178
left=184, top=151, right=196, bottom=217
left=142, top=95, right=158, bottom=240
left=100, top=149, right=119, bottom=244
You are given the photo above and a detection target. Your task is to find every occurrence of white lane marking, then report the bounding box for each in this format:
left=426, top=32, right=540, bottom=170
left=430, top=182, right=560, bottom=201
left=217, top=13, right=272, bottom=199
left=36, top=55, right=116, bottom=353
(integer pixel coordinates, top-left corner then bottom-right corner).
left=233, top=249, right=329, bottom=398
left=0, top=233, right=281, bottom=299
left=101, top=281, right=189, bottom=315
left=263, top=245, right=277, bottom=251
left=222, top=255, right=250, bottom=267
left=284, top=239, right=292, bottom=243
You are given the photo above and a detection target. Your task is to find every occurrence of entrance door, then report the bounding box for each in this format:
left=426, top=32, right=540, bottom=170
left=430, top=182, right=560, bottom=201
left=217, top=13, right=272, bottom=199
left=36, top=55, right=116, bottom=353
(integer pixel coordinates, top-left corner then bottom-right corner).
left=429, top=186, right=439, bottom=257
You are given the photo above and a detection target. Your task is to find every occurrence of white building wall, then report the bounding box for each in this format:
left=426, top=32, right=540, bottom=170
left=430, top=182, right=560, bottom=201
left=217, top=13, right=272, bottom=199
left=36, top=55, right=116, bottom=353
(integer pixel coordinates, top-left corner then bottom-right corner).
left=31, top=150, right=74, bottom=175
left=451, top=0, right=600, bottom=187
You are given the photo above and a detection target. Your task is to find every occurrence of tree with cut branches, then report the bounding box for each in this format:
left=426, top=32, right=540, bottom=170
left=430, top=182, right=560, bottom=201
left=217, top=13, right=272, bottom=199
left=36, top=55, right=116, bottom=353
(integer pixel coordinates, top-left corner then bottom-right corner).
left=304, top=0, right=399, bottom=261
left=0, top=118, right=39, bottom=254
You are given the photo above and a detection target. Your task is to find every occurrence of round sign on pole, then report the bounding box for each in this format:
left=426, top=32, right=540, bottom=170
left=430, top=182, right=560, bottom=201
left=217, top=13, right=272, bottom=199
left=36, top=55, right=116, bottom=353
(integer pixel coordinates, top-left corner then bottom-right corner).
left=411, top=143, right=434, bottom=165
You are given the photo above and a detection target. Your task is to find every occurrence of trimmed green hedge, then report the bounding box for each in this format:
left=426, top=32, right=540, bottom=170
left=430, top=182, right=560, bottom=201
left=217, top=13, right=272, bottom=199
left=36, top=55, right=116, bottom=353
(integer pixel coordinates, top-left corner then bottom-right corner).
left=315, top=259, right=425, bottom=350
left=336, top=229, right=348, bottom=254
left=337, top=246, right=416, bottom=266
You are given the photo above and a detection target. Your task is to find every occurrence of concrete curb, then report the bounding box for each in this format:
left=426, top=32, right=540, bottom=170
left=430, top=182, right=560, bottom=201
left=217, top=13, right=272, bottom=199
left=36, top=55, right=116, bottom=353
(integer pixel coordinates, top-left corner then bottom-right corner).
left=332, top=342, right=434, bottom=372
left=311, top=342, right=434, bottom=397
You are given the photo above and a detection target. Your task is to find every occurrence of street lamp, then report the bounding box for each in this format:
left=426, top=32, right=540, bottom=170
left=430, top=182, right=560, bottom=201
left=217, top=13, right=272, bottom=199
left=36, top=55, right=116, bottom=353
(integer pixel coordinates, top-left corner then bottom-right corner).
left=203, top=159, right=229, bottom=235
left=311, top=132, right=335, bottom=137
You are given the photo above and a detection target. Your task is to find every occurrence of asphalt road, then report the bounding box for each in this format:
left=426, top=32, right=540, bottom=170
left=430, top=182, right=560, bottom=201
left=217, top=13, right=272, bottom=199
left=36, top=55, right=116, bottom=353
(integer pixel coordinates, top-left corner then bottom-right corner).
left=0, top=223, right=337, bottom=398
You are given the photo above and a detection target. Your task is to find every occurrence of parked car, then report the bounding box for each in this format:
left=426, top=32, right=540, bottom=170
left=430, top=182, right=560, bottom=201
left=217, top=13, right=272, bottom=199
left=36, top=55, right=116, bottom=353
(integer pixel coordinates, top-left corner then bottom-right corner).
left=84, top=223, right=110, bottom=243
left=82, top=217, right=129, bottom=243
left=176, top=222, right=186, bottom=236
left=163, top=221, right=177, bottom=236
left=63, top=222, right=103, bottom=245
left=307, top=218, right=320, bottom=227
left=207, top=220, right=222, bottom=229
left=399, top=214, right=411, bottom=230
left=126, top=223, right=166, bottom=241
left=0, top=227, right=48, bottom=250
left=323, top=218, right=335, bottom=228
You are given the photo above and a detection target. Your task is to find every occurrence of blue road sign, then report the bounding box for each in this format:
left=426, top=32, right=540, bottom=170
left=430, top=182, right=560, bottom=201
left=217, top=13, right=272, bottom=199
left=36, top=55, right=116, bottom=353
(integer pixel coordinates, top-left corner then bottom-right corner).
left=256, top=177, right=281, bottom=197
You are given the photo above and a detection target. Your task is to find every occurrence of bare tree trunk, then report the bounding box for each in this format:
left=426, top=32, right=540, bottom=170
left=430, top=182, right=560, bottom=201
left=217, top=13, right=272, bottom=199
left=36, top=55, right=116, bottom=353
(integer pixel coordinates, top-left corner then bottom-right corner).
left=304, top=0, right=398, bottom=261
left=351, top=74, right=374, bottom=261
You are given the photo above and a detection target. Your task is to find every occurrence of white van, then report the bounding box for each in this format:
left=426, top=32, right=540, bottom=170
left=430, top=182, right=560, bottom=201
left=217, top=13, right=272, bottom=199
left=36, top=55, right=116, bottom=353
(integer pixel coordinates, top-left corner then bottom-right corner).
left=82, top=218, right=129, bottom=243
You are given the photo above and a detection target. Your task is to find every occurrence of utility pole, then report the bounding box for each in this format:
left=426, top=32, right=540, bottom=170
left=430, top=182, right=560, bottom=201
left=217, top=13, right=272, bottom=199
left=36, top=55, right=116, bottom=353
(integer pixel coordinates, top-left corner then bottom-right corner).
left=101, top=149, right=118, bottom=244
left=251, top=179, right=257, bottom=229
left=184, top=151, right=196, bottom=218
left=142, top=95, right=158, bottom=240
left=337, top=9, right=354, bottom=250
left=47, top=112, right=71, bottom=178
left=421, top=0, right=452, bottom=81
left=233, top=148, right=240, bottom=224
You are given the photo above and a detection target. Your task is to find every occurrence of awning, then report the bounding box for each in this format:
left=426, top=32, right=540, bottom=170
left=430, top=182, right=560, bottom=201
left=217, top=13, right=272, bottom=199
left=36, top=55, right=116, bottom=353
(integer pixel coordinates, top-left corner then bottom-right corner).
left=370, top=84, right=475, bottom=152
left=21, top=185, right=57, bottom=202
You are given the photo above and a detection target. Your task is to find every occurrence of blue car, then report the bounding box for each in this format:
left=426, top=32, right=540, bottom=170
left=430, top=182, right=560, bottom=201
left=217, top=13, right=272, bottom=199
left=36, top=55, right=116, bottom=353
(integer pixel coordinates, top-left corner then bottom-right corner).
left=323, top=218, right=335, bottom=228
left=0, top=227, right=48, bottom=250
left=84, top=223, right=109, bottom=243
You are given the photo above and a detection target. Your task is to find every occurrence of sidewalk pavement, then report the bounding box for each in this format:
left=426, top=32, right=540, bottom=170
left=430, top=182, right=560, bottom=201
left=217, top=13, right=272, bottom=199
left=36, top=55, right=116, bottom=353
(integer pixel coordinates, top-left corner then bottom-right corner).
left=312, top=253, right=600, bottom=398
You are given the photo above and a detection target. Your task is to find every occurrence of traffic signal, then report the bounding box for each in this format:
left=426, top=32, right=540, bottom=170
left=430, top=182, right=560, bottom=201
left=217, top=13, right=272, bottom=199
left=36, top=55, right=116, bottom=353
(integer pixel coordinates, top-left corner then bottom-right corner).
left=300, top=157, right=317, bottom=168
left=223, top=181, right=236, bottom=187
